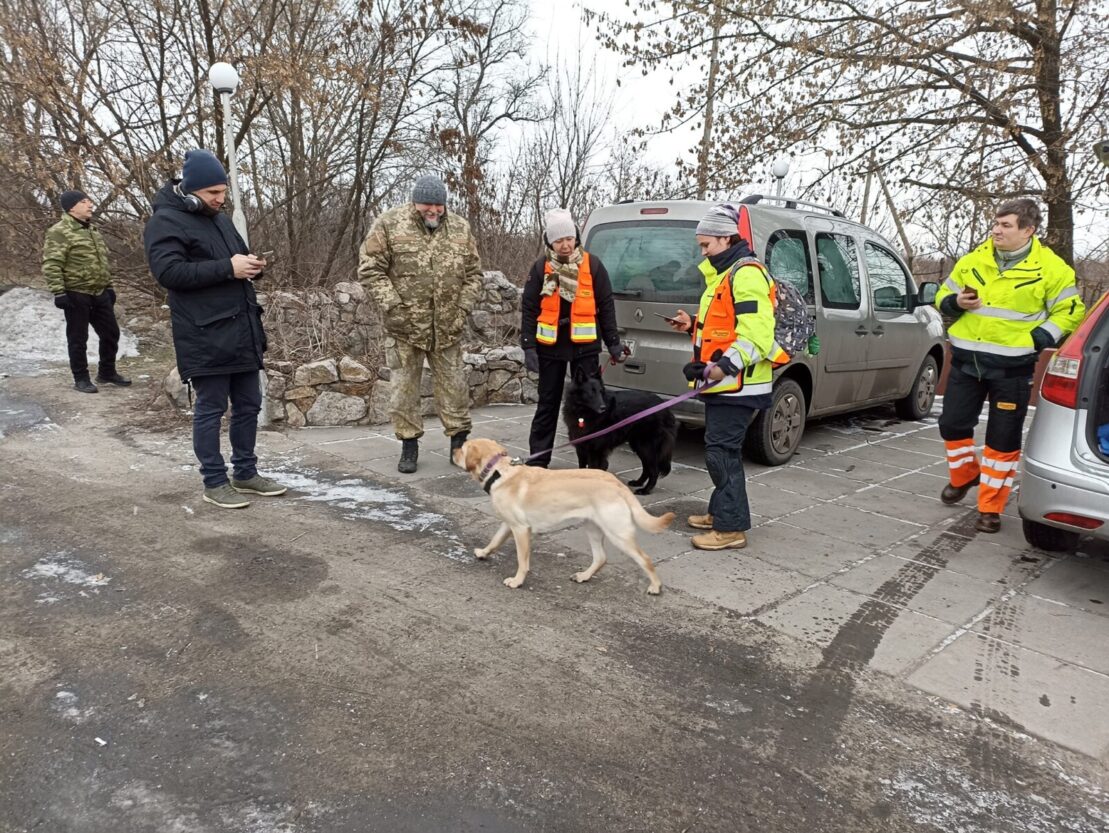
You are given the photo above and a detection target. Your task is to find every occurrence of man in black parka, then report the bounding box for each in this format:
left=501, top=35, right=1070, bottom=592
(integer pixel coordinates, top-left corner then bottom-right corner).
left=144, top=149, right=286, bottom=509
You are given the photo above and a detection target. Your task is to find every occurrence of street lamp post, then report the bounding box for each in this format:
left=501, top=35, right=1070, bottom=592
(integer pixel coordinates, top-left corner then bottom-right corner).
left=772, top=158, right=790, bottom=198
left=207, top=62, right=249, bottom=246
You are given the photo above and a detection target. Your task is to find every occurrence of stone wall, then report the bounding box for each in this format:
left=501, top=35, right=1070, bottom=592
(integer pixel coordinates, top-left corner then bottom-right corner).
left=163, top=272, right=536, bottom=426
left=259, top=347, right=537, bottom=428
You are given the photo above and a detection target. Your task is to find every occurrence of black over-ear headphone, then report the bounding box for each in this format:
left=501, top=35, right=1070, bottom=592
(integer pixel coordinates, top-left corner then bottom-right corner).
left=175, top=183, right=203, bottom=213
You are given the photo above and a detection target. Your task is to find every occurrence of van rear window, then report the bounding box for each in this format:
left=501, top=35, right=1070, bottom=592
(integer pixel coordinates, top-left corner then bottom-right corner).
left=585, top=220, right=703, bottom=302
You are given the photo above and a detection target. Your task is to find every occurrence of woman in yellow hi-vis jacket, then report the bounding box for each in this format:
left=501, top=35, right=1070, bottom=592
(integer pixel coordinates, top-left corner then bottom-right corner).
left=935, top=199, right=1085, bottom=533
left=669, top=204, right=784, bottom=551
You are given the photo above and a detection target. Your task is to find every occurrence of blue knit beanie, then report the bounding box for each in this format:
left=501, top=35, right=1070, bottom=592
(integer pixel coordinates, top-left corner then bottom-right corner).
left=411, top=174, right=448, bottom=205
left=181, top=149, right=228, bottom=193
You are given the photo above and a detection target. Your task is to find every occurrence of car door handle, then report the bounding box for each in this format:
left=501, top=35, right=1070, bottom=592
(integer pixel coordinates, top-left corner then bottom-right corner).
left=623, top=360, right=646, bottom=374
left=855, top=325, right=869, bottom=337
left=872, top=325, right=885, bottom=336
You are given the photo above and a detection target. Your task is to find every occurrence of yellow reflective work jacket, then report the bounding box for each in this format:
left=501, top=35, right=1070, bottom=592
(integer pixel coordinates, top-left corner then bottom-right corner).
left=692, top=258, right=779, bottom=399
left=935, top=237, right=1085, bottom=371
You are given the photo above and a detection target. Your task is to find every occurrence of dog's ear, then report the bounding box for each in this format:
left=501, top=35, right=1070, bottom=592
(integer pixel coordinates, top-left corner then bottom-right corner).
left=572, top=365, right=585, bottom=383
left=463, top=442, right=482, bottom=474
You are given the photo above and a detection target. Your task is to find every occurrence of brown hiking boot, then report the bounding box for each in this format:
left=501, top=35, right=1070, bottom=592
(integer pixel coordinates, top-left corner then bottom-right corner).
left=941, top=476, right=979, bottom=505
left=692, top=530, right=747, bottom=551
left=687, top=513, right=714, bottom=530
left=975, top=512, right=1001, bottom=533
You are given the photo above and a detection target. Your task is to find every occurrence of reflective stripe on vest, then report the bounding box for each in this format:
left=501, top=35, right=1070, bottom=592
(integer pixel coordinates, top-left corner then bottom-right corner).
left=536, top=252, right=597, bottom=345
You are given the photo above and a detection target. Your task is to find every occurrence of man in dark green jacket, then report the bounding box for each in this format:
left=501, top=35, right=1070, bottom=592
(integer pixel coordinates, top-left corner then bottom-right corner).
left=42, top=189, right=130, bottom=393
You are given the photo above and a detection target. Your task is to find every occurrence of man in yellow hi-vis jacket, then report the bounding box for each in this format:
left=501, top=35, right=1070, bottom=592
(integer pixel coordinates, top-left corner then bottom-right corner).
left=935, top=199, right=1085, bottom=533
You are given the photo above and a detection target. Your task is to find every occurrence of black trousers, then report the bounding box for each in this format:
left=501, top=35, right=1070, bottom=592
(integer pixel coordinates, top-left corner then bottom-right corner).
left=63, top=290, right=120, bottom=379
left=937, top=364, right=1031, bottom=454
left=527, top=353, right=598, bottom=467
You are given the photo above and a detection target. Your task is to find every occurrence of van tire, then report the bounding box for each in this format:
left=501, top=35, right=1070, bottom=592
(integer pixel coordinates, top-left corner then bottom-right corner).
left=1021, top=519, right=1081, bottom=553
left=895, top=355, right=939, bottom=421
left=746, top=378, right=806, bottom=466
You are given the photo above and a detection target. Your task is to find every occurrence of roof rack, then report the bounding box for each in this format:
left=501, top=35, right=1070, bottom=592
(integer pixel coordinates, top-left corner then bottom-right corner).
left=739, top=194, right=845, bottom=219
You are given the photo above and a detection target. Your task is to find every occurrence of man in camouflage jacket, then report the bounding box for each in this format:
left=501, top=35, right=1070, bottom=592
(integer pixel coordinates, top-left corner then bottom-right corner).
left=42, top=189, right=130, bottom=393
left=357, top=174, right=483, bottom=473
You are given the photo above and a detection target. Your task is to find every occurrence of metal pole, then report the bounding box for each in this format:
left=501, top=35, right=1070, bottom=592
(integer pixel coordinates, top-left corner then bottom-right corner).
left=220, top=91, right=249, bottom=246
left=775, top=176, right=784, bottom=197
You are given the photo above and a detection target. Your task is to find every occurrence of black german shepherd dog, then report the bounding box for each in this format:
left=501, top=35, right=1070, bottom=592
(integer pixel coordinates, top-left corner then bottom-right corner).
left=562, top=365, right=677, bottom=494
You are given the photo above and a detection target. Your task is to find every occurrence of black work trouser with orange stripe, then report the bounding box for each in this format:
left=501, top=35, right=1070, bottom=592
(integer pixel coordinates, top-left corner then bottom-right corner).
left=938, top=364, right=1032, bottom=514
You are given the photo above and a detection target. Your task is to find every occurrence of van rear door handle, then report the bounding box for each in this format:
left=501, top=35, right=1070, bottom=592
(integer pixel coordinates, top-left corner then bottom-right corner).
left=623, top=360, right=646, bottom=374
left=855, top=325, right=869, bottom=337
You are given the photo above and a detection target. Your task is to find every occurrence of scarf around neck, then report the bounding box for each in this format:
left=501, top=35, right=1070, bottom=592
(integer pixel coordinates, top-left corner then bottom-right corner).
left=994, top=239, right=1033, bottom=273
left=541, top=246, right=585, bottom=302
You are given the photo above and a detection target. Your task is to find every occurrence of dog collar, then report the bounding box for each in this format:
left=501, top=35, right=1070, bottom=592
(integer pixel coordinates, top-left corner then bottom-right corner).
left=478, top=452, right=507, bottom=491
left=482, top=470, right=502, bottom=493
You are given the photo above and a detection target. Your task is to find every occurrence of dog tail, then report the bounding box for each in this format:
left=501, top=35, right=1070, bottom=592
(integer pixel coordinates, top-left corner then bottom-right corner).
left=629, top=496, right=676, bottom=534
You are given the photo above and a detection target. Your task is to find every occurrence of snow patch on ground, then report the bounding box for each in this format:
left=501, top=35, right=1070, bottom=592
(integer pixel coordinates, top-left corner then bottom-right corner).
left=0, top=287, right=139, bottom=375
left=268, top=464, right=469, bottom=561
left=885, top=759, right=1108, bottom=832
left=20, top=551, right=112, bottom=603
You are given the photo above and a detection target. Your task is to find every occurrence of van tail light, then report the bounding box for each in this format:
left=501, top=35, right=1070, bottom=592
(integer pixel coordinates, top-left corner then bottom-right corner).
left=1039, top=291, right=1109, bottom=409
left=737, top=205, right=753, bottom=248
left=1043, top=512, right=1104, bottom=530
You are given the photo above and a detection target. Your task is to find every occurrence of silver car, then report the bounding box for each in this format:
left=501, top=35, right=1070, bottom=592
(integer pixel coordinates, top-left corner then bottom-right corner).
left=581, top=197, right=946, bottom=464
left=1018, top=290, right=1109, bottom=551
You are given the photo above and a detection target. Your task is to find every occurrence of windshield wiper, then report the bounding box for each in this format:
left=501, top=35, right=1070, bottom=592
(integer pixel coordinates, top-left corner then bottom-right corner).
left=613, top=289, right=642, bottom=297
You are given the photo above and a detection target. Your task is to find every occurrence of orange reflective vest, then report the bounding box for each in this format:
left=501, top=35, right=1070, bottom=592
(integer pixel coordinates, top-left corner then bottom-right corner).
left=536, top=253, right=597, bottom=345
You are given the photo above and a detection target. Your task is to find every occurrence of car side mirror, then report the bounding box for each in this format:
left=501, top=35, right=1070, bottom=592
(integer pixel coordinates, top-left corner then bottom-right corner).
left=915, top=282, right=939, bottom=308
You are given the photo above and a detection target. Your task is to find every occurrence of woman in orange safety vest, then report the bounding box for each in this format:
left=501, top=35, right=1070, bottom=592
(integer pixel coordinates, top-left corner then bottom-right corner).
left=520, top=208, right=625, bottom=467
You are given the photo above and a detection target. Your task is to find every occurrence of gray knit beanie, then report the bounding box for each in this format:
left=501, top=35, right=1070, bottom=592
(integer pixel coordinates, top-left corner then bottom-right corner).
left=411, top=174, right=448, bottom=205
left=695, top=204, right=740, bottom=237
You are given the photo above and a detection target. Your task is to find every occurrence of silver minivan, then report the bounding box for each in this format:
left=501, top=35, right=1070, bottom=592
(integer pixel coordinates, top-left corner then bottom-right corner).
left=581, top=196, right=946, bottom=464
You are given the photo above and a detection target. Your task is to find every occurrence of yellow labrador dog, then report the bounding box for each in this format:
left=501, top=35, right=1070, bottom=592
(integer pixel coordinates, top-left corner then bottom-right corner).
left=455, top=438, right=674, bottom=595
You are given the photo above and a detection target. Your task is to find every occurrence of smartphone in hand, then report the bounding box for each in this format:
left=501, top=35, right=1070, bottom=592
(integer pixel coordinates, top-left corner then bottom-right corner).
left=652, top=312, right=680, bottom=324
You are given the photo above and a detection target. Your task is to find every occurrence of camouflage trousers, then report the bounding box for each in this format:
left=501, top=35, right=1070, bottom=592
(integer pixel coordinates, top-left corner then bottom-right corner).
left=388, top=339, right=472, bottom=440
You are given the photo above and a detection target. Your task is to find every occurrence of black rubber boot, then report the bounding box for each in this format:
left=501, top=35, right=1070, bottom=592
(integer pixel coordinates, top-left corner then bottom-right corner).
left=398, top=438, right=418, bottom=474
left=74, top=374, right=99, bottom=394
left=96, top=368, right=132, bottom=386
left=449, top=431, right=469, bottom=467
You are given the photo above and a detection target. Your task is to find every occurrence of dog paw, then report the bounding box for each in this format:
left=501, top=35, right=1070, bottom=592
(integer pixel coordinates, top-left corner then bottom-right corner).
left=571, top=571, right=590, bottom=584
left=647, top=584, right=662, bottom=596
left=474, top=548, right=489, bottom=560
left=503, top=576, right=524, bottom=589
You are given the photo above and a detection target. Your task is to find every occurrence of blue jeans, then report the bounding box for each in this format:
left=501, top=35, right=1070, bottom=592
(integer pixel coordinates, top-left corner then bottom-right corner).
left=704, top=400, right=757, bottom=533
left=191, top=372, right=262, bottom=488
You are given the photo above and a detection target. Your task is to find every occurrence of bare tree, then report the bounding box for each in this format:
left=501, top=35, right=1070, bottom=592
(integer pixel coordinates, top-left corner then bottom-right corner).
left=588, top=0, right=1109, bottom=262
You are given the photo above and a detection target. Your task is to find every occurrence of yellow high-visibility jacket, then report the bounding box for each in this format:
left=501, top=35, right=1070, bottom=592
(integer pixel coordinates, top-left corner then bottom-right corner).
left=936, top=236, right=1085, bottom=370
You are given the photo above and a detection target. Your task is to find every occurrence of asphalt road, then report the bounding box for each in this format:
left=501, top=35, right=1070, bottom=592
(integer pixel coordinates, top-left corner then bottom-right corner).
left=1, top=373, right=1106, bottom=832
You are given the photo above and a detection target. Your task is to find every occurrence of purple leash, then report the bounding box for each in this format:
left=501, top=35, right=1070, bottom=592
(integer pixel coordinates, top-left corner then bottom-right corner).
left=517, top=362, right=724, bottom=465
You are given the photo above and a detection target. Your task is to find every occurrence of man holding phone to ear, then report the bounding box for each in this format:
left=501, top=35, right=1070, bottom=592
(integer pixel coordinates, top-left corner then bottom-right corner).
left=934, top=199, right=1084, bottom=533
left=144, top=148, right=286, bottom=509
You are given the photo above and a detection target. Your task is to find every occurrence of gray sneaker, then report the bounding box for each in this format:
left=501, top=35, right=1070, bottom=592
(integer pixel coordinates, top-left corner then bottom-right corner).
left=231, top=474, right=288, bottom=496
left=203, top=483, right=251, bottom=509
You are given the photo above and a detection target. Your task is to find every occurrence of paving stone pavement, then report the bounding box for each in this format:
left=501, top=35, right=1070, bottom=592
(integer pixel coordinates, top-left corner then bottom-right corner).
left=283, top=400, right=1109, bottom=761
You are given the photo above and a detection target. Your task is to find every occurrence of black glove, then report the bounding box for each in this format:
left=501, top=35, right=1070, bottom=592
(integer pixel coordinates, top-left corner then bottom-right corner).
left=713, top=354, right=740, bottom=376
left=608, top=343, right=627, bottom=363
left=524, top=347, right=540, bottom=374
left=682, top=360, right=707, bottom=382
left=53, top=293, right=71, bottom=310
left=105, top=287, right=116, bottom=305
left=1030, top=327, right=1054, bottom=353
